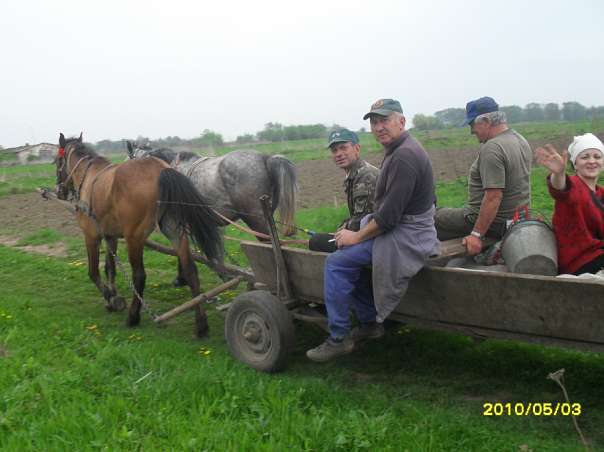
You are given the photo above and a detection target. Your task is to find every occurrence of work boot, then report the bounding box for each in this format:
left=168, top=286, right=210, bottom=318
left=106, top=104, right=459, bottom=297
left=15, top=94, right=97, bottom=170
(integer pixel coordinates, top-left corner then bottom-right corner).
left=306, top=337, right=354, bottom=362
left=350, top=322, right=385, bottom=342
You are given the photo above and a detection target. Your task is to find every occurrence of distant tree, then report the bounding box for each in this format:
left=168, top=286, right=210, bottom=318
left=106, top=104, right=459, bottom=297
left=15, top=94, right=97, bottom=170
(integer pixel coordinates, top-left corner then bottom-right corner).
left=524, top=103, right=545, bottom=122
left=587, top=106, right=604, bottom=119
left=194, top=129, right=224, bottom=147
left=412, top=114, right=444, bottom=131
left=434, top=108, right=465, bottom=128
left=500, top=105, right=524, bottom=123
left=357, top=127, right=367, bottom=134
left=257, top=122, right=284, bottom=142
left=236, top=134, right=256, bottom=144
left=543, top=103, right=561, bottom=121
left=258, top=122, right=326, bottom=142
left=562, top=102, right=588, bottom=121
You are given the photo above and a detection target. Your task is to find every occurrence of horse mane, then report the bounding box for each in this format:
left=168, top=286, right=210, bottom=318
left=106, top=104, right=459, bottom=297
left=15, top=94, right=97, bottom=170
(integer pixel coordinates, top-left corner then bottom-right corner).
left=144, top=148, right=177, bottom=164
left=176, top=151, right=200, bottom=162
left=66, top=139, right=106, bottom=162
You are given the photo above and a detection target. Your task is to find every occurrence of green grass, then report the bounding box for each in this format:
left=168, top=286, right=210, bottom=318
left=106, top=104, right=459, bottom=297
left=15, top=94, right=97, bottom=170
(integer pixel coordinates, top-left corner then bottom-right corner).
left=1, top=242, right=603, bottom=451
left=0, top=163, right=55, bottom=197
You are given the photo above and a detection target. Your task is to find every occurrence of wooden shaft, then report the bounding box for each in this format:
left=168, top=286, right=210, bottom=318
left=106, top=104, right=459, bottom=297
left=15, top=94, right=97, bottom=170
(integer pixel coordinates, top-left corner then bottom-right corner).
left=144, top=239, right=254, bottom=282
left=154, top=276, right=243, bottom=324
left=260, top=195, right=294, bottom=300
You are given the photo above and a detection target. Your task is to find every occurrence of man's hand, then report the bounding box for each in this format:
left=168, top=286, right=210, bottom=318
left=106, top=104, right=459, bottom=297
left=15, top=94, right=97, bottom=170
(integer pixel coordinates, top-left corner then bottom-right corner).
left=462, top=234, right=482, bottom=256
left=334, top=228, right=360, bottom=248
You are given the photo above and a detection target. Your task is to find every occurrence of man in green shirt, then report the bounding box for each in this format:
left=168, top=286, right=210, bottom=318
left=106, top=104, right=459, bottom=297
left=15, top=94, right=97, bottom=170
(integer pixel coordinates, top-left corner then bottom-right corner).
left=327, top=128, right=379, bottom=232
left=435, top=97, right=532, bottom=255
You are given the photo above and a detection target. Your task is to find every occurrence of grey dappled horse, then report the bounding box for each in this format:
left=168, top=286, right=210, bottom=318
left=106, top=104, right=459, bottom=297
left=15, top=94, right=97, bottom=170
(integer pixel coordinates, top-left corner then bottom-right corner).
left=126, top=141, right=298, bottom=285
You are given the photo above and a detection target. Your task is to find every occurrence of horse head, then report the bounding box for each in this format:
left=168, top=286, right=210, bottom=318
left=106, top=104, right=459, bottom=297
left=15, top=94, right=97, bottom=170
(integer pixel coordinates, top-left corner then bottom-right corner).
left=56, top=132, right=83, bottom=200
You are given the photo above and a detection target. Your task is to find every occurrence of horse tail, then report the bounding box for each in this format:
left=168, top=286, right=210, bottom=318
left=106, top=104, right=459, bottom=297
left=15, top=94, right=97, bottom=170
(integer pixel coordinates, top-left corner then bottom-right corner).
left=266, top=155, right=298, bottom=236
left=158, top=168, right=223, bottom=262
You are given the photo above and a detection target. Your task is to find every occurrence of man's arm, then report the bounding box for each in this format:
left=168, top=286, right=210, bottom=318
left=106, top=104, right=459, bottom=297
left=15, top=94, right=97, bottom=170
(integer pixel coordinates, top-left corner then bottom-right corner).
left=463, top=188, right=503, bottom=255
left=334, top=218, right=382, bottom=247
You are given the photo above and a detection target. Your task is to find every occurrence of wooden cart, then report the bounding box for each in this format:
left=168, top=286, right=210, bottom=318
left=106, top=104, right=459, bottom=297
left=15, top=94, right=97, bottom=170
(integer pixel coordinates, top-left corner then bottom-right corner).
left=225, top=239, right=604, bottom=372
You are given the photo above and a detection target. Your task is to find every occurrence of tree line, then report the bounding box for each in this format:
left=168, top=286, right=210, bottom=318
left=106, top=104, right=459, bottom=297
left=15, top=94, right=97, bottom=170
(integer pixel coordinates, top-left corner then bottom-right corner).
left=83, top=101, right=603, bottom=153
left=413, top=101, right=604, bottom=131
left=92, top=123, right=334, bottom=153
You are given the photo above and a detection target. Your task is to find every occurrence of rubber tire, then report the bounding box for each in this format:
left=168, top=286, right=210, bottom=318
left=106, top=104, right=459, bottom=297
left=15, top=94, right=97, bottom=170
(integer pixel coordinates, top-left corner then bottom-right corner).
left=225, top=290, right=295, bottom=373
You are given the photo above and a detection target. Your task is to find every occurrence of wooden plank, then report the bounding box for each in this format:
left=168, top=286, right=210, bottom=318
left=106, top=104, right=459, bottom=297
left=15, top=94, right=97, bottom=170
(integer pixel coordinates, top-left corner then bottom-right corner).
left=154, top=276, right=243, bottom=323
left=402, top=267, right=604, bottom=343
left=388, top=312, right=604, bottom=354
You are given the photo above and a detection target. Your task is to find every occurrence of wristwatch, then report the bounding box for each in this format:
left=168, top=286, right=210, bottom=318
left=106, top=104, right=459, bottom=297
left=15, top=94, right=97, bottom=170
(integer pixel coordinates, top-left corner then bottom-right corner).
left=470, top=230, right=482, bottom=239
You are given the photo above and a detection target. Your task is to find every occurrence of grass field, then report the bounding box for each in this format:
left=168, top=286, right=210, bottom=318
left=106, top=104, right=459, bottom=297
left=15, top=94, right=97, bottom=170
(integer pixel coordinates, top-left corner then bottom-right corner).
left=1, top=124, right=604, bottom=450
left=207, top=119, right=604, bottom=162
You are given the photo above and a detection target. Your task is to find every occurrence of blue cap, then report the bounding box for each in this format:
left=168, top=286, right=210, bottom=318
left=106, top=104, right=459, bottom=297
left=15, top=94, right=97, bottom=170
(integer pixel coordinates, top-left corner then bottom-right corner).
left=327, top=128, right=359, bottom=148
left=461, top=96, right=499, bottom=126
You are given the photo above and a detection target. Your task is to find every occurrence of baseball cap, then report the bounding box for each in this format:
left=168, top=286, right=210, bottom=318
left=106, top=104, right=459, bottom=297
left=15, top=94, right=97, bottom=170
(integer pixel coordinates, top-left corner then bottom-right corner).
left=461, top=96, right=499, bottom=126
left=363, top=98, right=403, bottom=120
left=327, top=128, right=359, bottom=148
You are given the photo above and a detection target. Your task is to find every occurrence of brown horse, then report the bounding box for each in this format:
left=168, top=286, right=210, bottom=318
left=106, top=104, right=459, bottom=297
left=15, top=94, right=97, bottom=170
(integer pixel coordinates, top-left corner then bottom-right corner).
left=56, top=133, right=223, bottom=337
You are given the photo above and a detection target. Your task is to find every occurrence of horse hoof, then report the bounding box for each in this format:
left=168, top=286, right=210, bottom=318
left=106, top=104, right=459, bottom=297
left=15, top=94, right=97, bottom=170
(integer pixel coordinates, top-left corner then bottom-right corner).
left=172, top=277, right=188, bottom=288
left=196, top=325, right=209, bottom=339
left=110, top=296, right=126, bottom=312
left=127, top=314, right=141, bottom=327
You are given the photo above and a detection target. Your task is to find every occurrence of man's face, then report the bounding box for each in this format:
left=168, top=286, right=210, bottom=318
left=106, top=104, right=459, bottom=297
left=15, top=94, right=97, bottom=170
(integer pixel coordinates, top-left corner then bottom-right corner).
left=470, top=119, right=491, bottom=143
left=370, top=113, right=405, bottom=146
left=330, top=142, right=360, bottom=170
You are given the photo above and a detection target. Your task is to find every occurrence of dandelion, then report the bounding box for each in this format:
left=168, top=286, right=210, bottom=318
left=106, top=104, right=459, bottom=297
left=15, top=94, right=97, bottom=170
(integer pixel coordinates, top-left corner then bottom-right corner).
left=198, top=347, right=212, bottom=358
left=86, top=324, right=98, bottom=331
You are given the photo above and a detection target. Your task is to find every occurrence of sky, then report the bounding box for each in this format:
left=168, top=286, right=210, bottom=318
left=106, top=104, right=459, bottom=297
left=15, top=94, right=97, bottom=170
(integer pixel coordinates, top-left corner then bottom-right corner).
left=1, top=0, right=603, bottom=148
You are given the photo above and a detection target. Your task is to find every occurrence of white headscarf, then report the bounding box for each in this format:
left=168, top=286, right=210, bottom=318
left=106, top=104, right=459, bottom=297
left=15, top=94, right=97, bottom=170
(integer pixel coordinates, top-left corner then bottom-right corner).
left=568, top=133, right=604, bottom=165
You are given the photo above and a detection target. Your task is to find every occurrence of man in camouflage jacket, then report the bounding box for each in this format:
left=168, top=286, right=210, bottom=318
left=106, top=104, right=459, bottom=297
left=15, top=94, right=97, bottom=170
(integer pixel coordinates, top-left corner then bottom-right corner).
left=327, top=128, right=379, bottom=231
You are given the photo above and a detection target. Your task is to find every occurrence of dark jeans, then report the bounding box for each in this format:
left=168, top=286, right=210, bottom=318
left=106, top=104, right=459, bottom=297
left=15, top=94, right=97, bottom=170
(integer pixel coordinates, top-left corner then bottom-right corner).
left=574, top=252, right=604, bottom=275
left=434, top=207, right=506, bottom=241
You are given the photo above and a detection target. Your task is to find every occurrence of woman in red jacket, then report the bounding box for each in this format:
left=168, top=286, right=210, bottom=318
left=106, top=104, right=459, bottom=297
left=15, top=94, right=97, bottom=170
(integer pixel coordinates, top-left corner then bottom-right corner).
left=536, top=133, right=604, bottom=275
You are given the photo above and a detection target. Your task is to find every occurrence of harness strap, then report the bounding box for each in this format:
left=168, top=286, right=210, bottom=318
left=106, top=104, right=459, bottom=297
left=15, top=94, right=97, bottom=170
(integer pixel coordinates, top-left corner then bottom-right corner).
left=184, top=156, right=212, bottom=178
left=211, top=208, right=308, bottom=245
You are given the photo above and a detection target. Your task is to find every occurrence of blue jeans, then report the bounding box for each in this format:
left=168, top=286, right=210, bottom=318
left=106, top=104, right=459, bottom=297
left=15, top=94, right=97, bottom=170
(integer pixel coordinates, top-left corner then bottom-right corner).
left=324, top=239, right=377, bottom=339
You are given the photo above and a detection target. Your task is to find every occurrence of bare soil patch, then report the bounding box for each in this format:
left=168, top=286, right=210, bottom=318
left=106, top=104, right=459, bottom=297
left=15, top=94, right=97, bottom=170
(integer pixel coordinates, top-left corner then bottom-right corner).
left=0, top=235, right=68, bottom=257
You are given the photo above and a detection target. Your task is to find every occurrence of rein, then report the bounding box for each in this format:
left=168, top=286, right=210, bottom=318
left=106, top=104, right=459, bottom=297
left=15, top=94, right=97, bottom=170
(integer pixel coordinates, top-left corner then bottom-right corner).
left=210, top=208, right=308, bottom=245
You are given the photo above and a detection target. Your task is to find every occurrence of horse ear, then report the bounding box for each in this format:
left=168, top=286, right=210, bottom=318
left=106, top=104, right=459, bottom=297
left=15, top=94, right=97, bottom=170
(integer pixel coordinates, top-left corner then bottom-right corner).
left=78, top=131, right=83, bottom=142
left=59, top=133, right=66, bottom=147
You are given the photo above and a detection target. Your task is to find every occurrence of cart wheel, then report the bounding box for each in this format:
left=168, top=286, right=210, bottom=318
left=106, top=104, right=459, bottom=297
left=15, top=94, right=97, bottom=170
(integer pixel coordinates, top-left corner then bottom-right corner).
left=225, top=290, right=295, bottom=373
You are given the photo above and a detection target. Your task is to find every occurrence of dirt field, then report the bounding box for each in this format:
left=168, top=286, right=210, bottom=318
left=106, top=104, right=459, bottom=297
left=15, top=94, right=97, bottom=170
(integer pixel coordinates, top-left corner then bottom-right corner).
left=0, top=147, right=480, bottom=239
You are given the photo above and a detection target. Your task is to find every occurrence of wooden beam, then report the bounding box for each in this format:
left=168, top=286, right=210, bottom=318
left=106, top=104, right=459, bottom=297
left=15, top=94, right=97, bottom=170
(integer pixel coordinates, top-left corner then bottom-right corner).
left=154, top=276, right=243, bottom=324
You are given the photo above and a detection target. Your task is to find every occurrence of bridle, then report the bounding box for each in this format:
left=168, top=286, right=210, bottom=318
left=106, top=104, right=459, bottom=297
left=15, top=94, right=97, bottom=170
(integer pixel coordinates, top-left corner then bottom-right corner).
left=56, top=144, right=92, bottom=200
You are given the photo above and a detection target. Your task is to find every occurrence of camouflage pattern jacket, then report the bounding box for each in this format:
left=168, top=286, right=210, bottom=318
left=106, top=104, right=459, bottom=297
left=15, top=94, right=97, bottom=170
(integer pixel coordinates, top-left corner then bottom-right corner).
left=343, top=159, right=380, bottom=231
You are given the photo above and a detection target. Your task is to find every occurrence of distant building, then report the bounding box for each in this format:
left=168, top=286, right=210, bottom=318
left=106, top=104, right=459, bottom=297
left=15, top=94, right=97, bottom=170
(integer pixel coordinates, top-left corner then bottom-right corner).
left=3, top=143, right=58, bottom=164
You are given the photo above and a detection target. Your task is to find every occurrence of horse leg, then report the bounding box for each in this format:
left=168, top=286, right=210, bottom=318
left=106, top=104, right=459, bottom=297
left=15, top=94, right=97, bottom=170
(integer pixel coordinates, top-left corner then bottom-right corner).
left=125, top=238, right=146, bottom=327
left=85, top=235, right=114, bottom=309
left=158, top=216, right=188, bottom=287
left=104, top=236, right=126, bottom=312
left=174, top=232, right=210, bottom=338
left=240, top=212, right=271, bottom=243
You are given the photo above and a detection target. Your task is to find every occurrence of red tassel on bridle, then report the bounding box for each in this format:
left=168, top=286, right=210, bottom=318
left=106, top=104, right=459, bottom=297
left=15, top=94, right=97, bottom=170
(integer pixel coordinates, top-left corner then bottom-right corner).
left=58, top=147, right=65, bottom=158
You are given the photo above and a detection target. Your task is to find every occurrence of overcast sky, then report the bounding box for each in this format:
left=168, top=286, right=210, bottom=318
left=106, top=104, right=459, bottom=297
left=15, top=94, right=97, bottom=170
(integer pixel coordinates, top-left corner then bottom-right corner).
left=1, top=0, right=603, bottom=148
